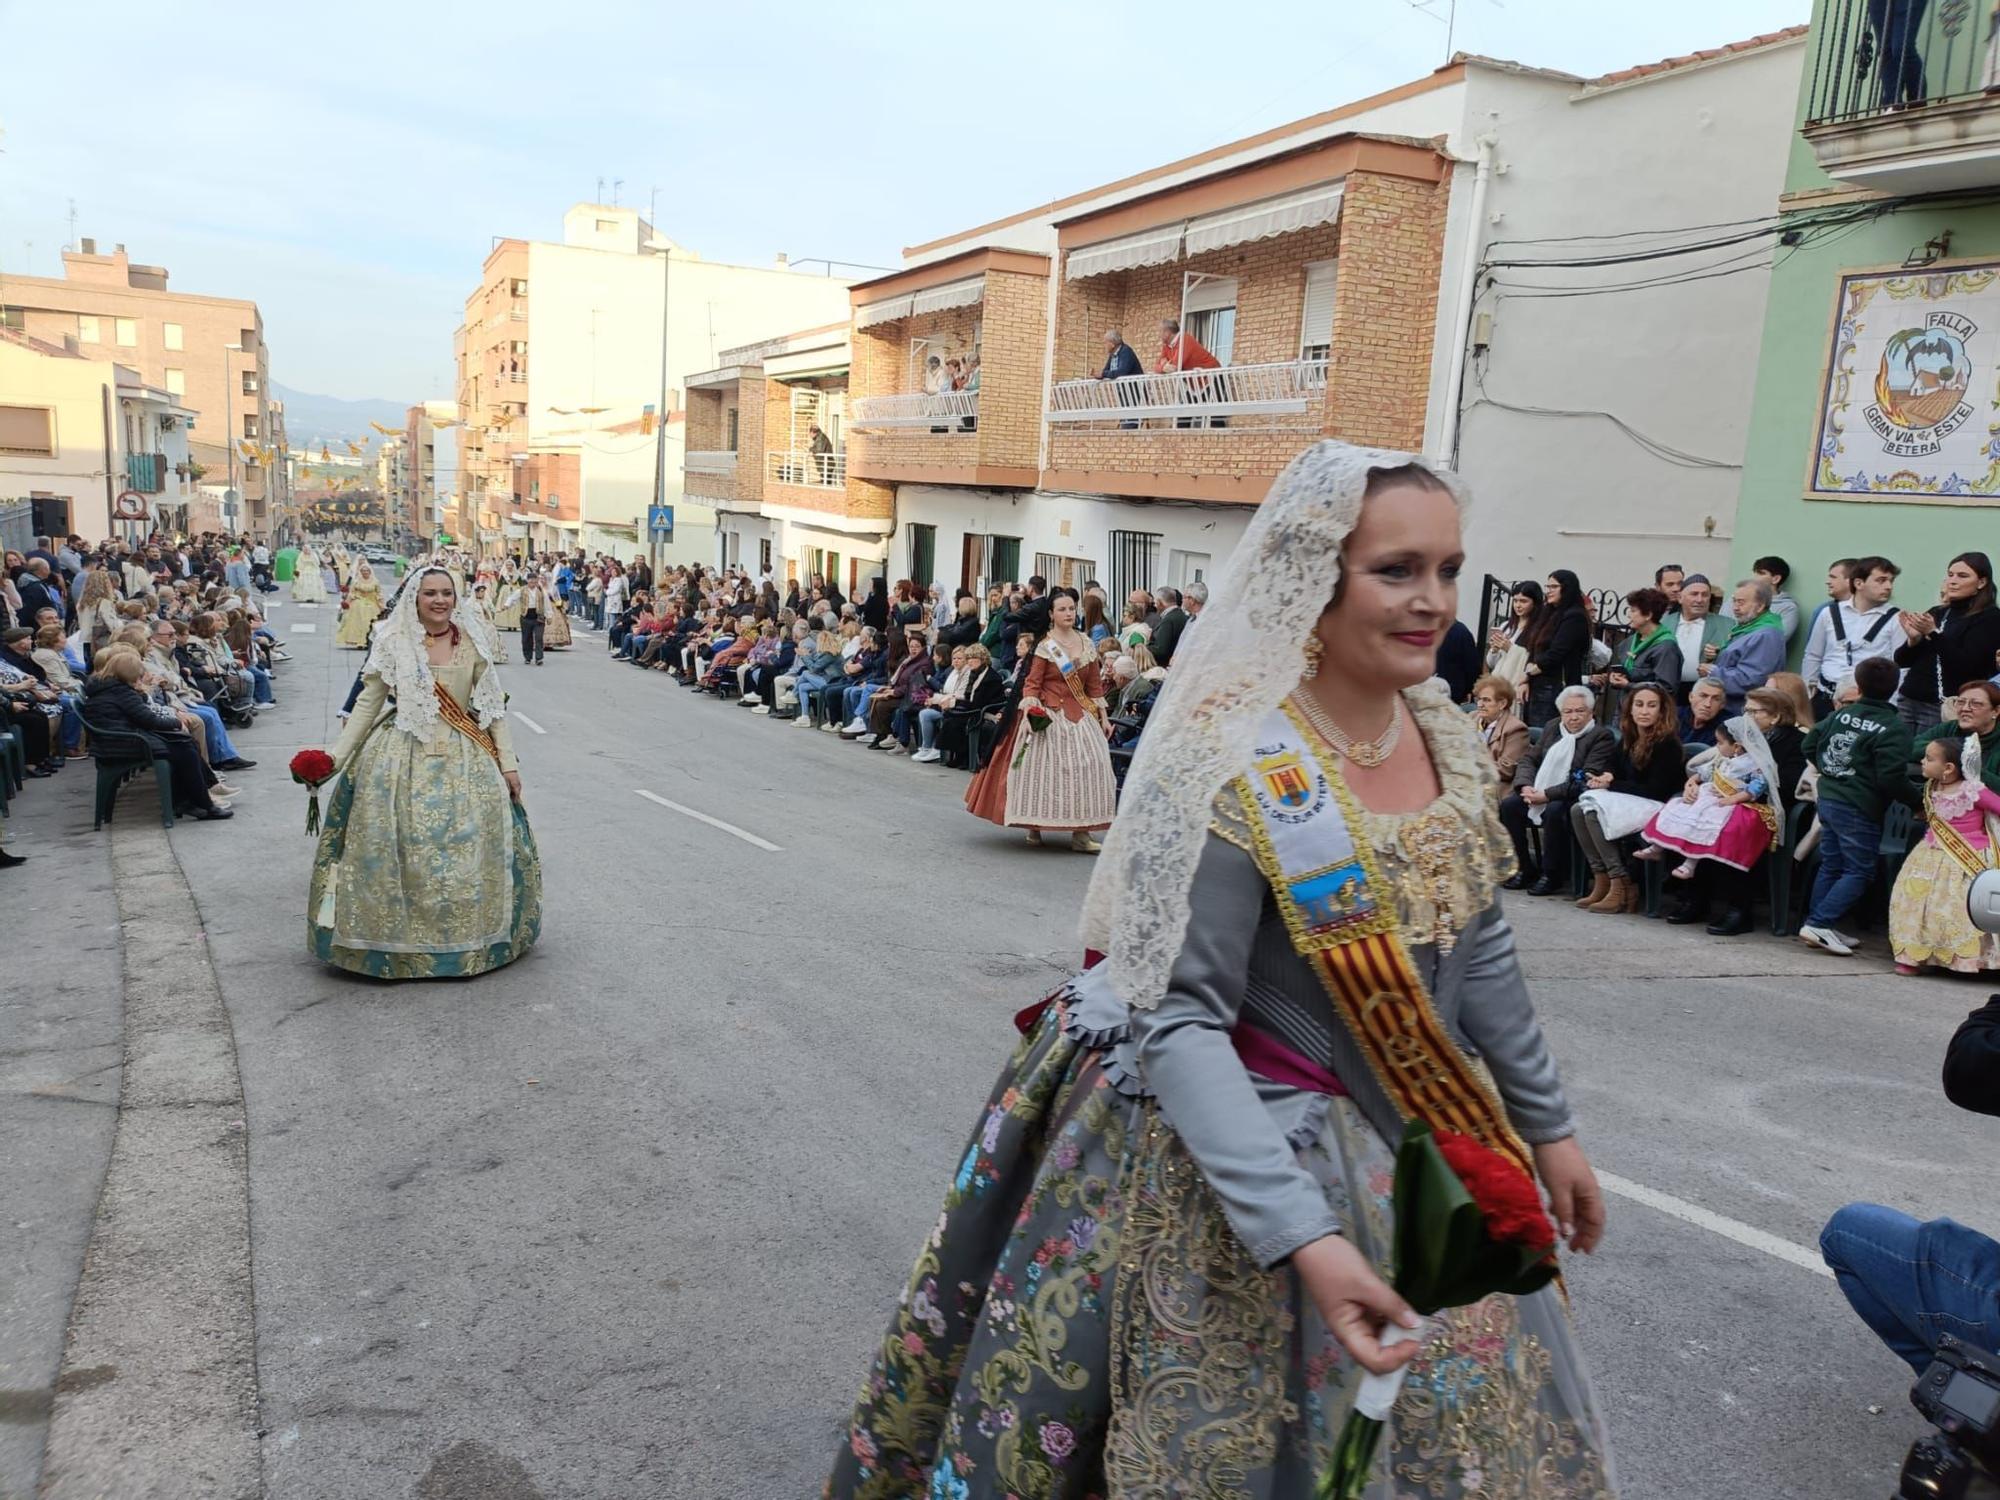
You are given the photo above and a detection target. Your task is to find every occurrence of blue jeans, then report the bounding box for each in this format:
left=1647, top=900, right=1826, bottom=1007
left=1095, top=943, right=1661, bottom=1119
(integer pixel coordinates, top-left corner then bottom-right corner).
left=1866, top=0, right=1932, bottom=110
left=245, top=663, right=276, bottom=705
left=842, top=683, right=879, bottom=724
left=918, top=706, right=944, bottom=750
left=58, top=697, right=85, bottom=752
left=1807, top=797, right=1881, bottom=928
left=1821, top=1205, right=2000, bottom=1373
left=793, top=672, right=831, bottom=722
left=188, top=702, right=239, bottom=762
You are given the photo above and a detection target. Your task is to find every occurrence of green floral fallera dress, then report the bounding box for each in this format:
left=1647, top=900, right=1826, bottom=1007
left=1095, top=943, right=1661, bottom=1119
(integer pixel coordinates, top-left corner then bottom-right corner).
left=827, top=694, right=1615, bottom=1500
left=307, top=643, right=541, bottom=979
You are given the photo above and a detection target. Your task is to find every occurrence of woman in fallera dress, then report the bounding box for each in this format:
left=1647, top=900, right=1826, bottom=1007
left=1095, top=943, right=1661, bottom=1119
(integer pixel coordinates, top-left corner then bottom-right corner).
left=335, top=561, right=383, bottom=649
left=308, top=566, right=541, bottom=979
left=829, top=442, right=1615, bottom=1499
left=963, top=591, right=1117, bottom=853
left=291, top=546, right=327, bottom=604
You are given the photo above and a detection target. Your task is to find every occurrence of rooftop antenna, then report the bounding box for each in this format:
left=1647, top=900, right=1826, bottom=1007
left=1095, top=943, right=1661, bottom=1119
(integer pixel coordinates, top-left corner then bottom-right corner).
left=596, top=176, right=605, bottom=203
left=612, top=178, right=624, bottom=206
left=66, top=198, right=78, bottom=253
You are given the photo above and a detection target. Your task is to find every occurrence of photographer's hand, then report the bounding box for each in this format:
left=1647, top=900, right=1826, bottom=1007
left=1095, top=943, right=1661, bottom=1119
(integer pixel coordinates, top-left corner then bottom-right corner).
left=1534, top=1137, right=1606, bottom=1254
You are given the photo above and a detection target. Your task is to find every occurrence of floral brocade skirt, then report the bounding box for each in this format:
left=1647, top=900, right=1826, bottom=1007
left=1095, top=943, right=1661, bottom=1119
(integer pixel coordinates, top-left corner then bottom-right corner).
left=1890, top=840, right=2000, bottom=973
left=827, top=998, right=1616, bottom=1499
left=543, top=606, right=572, bottom=648
left=307, top=722, right=542, bottom=979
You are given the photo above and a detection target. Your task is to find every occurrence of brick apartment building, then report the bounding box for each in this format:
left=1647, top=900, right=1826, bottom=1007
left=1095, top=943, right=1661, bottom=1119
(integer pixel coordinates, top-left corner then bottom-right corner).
left=0, top=240, right=278, bottom=538
left=700, top=32, right=1804, bottom=607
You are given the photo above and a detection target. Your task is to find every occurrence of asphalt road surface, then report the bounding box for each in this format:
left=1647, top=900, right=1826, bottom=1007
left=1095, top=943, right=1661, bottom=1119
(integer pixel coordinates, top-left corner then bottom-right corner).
left=5, top=597, right=1994, bottom=1500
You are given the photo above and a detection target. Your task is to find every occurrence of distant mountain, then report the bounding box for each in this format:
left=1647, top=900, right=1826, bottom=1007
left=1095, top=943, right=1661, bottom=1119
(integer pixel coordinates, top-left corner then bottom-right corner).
left=269, top=382, right=409, bottom=454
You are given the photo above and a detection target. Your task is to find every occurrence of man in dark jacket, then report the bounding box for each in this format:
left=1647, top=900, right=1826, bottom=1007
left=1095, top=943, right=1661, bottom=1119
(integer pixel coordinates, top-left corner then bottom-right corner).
left=1799, top=654, right=1918, bottom=955
left=1150, top=587, right=1188, bottom=667
left=1498, top=686, right=1615, bottom=896
left=1098, top=328, right=1143, bottom=429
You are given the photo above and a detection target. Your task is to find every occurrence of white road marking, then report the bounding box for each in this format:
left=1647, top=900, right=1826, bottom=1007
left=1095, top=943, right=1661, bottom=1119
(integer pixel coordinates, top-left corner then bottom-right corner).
left=512, top=712, right=547, bottom=736
left=290, top=623, right=318, bottom=633
left=1596, top=1171, right=1831, bottom=1279
left=633, top=789, right=783, bottom=852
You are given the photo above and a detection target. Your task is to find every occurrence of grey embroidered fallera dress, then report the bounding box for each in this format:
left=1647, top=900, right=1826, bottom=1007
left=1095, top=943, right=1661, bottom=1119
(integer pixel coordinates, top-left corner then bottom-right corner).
left=827, top=691, right=1615, bottom=1500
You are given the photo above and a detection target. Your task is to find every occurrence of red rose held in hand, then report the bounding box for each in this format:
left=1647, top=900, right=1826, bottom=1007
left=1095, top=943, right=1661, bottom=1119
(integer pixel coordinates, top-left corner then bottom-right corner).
left=1435, top=1130, right=1557, bottom=1254
left=289, top=749, right=335, bottom=786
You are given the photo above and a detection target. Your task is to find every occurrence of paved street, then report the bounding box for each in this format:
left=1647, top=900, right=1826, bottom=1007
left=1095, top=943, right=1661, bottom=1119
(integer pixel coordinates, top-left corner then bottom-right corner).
left=5, top=599, right=1995, bottom=1500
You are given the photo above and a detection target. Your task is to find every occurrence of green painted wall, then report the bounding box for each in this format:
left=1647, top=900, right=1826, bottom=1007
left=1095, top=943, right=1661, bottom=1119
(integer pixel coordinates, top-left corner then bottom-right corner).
left=1730, top=0, right=1998, bottom=614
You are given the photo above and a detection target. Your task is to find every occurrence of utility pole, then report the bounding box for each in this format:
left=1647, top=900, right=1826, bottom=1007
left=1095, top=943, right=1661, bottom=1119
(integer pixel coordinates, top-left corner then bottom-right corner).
left=651, top=233, right=671, bottom=571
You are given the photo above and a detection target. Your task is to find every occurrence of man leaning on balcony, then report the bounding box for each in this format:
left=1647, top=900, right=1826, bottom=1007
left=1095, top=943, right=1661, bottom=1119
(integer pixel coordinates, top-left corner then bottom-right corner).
left=1158, top=317, right=1222, bottom=428
left=1099, top=329, right=1143, bottom=429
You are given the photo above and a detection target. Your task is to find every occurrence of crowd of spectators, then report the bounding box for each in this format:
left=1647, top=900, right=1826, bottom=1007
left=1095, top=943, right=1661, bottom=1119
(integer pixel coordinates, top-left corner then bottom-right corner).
left=578, top=561, right=1203, bottom=773
left=0, top=530, right=295, bottom=863
left=1480, top=550, right=2000, bottom=964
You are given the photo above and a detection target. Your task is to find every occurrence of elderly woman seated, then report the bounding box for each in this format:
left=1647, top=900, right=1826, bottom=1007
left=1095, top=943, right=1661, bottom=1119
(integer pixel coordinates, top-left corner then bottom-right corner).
left=1498, top=684, right=1615, bottom=896
left=1472, top=673, right=1530, bottom=793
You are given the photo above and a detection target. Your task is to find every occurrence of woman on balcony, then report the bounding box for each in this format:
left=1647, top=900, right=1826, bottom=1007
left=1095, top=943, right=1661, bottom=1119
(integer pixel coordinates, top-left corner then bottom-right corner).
left=963, top=590, right=1116, bottom=853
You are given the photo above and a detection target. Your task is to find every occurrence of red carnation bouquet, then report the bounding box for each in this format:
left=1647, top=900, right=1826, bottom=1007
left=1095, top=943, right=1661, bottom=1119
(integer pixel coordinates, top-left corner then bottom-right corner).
left=1319, top=1120, right=1558, bottom=1499
left=289, top=749, right=336, bottom=835
left=1009, top=703, right=1054, bottom=769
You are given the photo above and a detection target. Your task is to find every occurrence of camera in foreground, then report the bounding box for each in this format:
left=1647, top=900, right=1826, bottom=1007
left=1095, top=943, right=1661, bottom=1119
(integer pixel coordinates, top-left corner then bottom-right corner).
left=1899, top=1335, right=2000, bottom=1498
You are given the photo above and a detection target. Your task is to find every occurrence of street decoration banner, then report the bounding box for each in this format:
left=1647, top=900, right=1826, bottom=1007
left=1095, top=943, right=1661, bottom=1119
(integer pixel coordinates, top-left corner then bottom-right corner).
left=1810, top=260, right=2000, bottom=505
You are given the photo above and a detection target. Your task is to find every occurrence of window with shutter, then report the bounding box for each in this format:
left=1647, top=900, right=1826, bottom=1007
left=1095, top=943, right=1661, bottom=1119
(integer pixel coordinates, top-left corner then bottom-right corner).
left=0, top=405, right=54, bottom=456
left=1300, top=260, right=1337, bottom=363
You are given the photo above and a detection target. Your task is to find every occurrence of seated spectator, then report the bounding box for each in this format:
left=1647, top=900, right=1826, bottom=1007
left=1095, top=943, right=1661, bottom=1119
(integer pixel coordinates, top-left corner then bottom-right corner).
left=1919, top=680, right=2000, bottom=792
left=788, top=629, right=846, bottom=729
left=142, top=618, right=253, bottom=771
left=0, top=628, right=70, bottom=772
left=1568, top=683, right=1685, bottom=914
left=1643, top=714, right=1781, bottom=936
left=1763, top=670, right=1817, bottom=732
left=747, top=622, right=804, bottom=712
left=935, top=642, right=1008, bottom=768
left=912, top=646, right=973, bottom=762
left=1701, top=577, right=1787, bottom=712
left=825, top=628, right=885, bottom=734
left=1472, top=674, right=1530, bottom=792
left=81, top=650, right=232, bottom=820
left=1679, top=677, right=1727, bottom=748
left=861, top=626, right=936, bottom=751
left=939, top=593, right=982, bottom=649
left=1499, top=685, right=1614, bottom=896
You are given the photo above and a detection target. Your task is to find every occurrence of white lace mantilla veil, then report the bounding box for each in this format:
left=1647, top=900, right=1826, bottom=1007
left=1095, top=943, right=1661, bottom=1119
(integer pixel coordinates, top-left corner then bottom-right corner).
left=1726, top=714, right=1782, bottom=808
left=361, top=564, right=509, bottom=743
left=1078, top=440, right=1468, bottom=1012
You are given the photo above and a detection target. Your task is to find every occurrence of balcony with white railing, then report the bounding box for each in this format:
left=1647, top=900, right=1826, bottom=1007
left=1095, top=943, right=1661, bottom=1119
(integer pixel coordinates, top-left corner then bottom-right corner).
left=1042, top=357, right=1334, bottom=504
left=766, top=448, right=846, bottom=489
left=847, top=390, right=979, bottom=431
left=1047, top=358, right=1327, bottom=425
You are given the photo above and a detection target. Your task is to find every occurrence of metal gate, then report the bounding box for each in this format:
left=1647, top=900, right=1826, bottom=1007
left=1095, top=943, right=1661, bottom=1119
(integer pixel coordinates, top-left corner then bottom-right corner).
left=1108, top=530, right=1161, bottom=606
left=0, top=499, right=32, bottom=556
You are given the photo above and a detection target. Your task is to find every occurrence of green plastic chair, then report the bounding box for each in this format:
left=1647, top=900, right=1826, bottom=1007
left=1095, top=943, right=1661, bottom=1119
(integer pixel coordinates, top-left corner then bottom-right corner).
left=81, top=721, right=176, bottom=830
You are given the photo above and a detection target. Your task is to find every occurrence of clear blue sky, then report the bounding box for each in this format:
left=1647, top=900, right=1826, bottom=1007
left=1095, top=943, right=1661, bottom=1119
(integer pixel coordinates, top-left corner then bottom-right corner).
left=0, top=0, right=1805, bottom=403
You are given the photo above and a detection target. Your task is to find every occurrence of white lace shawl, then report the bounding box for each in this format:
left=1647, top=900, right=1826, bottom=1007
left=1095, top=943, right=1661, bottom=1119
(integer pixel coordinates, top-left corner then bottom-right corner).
left=361, top=565, right=508, bottom=740
left=1078, top=440, right=1468, bottom=1012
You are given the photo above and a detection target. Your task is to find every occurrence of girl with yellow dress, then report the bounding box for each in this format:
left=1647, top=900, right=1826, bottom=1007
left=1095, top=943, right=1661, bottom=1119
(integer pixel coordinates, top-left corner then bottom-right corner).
left=335, top=562, right=383, bottom=650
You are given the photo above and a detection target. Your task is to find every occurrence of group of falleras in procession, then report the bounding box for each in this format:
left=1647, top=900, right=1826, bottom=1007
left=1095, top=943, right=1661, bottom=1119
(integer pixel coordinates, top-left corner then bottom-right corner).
left=299, top=442, right=1619, bottom=1498
left=287, top=545, right=574, bottom=661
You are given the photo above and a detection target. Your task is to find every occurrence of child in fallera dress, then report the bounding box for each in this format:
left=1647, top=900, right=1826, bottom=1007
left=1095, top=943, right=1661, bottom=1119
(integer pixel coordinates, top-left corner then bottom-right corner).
left=1641, top=717, right=1777, bottom=880
left=1889, top=733, right=2000, bottom=976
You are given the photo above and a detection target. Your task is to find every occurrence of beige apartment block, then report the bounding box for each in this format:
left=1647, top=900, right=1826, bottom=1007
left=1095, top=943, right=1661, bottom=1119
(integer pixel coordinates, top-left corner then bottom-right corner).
left=453, top=203, right=851, bottom=559
left=0, top=239, right=276, bottom=535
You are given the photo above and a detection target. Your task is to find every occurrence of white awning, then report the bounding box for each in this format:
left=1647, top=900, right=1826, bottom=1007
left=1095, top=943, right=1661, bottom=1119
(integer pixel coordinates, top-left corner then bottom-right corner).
left=1065, top=224, right=1184, bottom=280
left=909, top=275, right=985, bottom=316
left=1184, top=184, right=1343, bottom=257
left=854, top=294, right=913, bottom=329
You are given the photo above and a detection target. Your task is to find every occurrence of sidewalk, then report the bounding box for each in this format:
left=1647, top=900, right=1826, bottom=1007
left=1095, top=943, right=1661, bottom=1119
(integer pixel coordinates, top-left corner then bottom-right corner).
left=0, top=762, right=122, bottom=1500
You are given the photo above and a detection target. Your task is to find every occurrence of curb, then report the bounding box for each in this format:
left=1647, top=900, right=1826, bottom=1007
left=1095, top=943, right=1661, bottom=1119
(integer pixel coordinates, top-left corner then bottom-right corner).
left=36, top=818, right=261, bottom=1500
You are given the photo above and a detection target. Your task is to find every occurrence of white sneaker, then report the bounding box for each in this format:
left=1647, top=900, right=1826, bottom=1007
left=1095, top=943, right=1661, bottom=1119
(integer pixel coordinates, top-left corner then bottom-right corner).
left=912, top=748, right=941, bottom=763
left=1829, top=927, right=1863, bottom=950
left=1799, top=925, right=1854, bottom=957
left=750, top=705, right=770, bottom=715
left=820, top=721, right=843, bottom=734
left=738, top=694, right=757, bottom=705
left=842, top=718, right=868, bottom=735
left=795, top=715, right=817, bottom=728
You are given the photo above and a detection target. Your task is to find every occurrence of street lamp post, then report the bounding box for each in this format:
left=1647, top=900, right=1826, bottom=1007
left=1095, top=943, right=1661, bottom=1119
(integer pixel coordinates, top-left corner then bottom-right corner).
left=649, top=235, right=672, bottom=577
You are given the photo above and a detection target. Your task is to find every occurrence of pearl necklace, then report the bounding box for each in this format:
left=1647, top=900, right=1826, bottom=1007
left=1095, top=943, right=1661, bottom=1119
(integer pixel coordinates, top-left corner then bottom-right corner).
left=1293, top=691, right=1403, bottom=767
